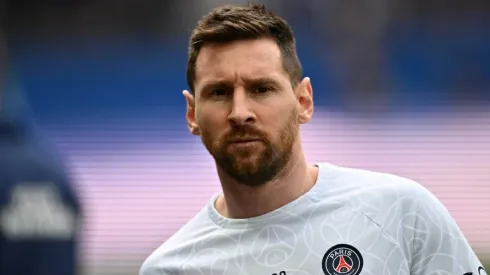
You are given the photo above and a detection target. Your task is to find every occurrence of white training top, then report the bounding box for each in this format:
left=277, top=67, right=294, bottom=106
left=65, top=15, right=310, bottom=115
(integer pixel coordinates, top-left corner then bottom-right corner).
left=140, top=163, right=485, bottom=275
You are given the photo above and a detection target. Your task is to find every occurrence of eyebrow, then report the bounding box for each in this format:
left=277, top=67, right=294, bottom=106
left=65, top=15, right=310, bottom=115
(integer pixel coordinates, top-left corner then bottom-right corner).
left=249, top=77, right=279, bottom=87
left=200, top=80, right=232, bottom=92
left=200, top=77, right=279, bottom=91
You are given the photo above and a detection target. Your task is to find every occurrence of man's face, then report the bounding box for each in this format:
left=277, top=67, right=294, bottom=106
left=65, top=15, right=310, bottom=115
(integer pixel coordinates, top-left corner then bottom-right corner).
left=186, top=38, right=308, bottom=186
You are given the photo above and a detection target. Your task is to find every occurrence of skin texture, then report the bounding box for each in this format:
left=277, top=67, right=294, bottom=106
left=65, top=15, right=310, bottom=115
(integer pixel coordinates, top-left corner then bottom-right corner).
left=184, top=37, right=318, bottom=219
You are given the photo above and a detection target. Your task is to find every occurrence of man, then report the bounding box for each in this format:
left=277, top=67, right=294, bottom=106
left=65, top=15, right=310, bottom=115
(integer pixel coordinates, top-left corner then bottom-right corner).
left=0, top=30, right=82, bottom=275
left=140, top=3, right=485, bottom=275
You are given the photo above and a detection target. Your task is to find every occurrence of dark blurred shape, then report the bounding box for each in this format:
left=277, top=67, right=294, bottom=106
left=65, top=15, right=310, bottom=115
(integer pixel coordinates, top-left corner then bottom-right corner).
left=0, top=19, right=82, bottom=275
left=2, top=0, right=172, bottom=40
left=3, top=0, right=489, bottom=112
left=311, top=0, right=490, bottom=111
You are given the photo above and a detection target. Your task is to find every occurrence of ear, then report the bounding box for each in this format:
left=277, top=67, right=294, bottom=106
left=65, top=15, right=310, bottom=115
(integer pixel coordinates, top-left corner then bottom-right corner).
left=183, top=90, right=200, bottom=136
left=296, top=77, right=314, bottom=124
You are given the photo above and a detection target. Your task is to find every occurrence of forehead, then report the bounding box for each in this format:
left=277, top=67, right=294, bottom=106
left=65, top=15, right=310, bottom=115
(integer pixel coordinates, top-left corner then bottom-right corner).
left=194, top=38, right=288, bottom=90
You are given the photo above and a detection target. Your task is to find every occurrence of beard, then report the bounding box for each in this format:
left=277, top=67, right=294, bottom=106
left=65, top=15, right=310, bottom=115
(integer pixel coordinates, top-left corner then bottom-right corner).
left=200, top=109, right=299, bottom=186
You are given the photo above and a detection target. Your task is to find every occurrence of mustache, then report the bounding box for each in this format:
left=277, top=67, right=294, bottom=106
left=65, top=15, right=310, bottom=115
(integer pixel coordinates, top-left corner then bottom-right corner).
left=222, top=125, right=267, bottom=143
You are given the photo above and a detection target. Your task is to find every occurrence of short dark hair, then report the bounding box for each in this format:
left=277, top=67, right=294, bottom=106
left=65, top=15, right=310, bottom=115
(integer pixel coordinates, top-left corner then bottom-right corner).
left=186, top=3, right=303, bottom=93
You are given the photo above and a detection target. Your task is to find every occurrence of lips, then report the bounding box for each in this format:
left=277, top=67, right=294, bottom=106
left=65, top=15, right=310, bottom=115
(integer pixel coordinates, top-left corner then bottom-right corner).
left=232, top=140, right=260, bottom=143
left=229, top=138, right=261, bottom=144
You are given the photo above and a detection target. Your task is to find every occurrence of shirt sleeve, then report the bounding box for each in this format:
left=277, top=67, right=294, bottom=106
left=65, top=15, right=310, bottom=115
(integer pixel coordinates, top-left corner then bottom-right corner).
left=410, top=185, right=486, bottom=275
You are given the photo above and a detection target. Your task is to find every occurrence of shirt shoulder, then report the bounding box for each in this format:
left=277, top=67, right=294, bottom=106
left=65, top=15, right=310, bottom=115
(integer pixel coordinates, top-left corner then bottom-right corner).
left=317, top=164, right=431, bottom=251
left=322, top=163, right=446, bottom=223
left=318, top=163, right=432, bottom=212
left=317, top=163, right=483, bottom=270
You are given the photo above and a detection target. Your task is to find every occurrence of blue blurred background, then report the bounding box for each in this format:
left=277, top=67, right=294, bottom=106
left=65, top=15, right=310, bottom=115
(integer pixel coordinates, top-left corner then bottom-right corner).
left=1, top=0, right=489, bottom=273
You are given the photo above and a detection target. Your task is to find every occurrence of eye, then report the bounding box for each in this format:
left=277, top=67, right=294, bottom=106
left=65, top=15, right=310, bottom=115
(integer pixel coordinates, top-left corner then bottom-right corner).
left=211, top=89, right=228, bottom=97
left=254, top=86, right=272, bottom=94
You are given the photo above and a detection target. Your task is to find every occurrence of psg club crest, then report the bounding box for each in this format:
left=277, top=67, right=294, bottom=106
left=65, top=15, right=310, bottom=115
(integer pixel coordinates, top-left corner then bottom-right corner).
left=322, top=244, right=363, bottom=275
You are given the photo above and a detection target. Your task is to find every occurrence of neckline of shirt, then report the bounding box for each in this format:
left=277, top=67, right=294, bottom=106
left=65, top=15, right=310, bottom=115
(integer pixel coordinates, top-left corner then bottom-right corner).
left=207, top=162, right=334, bottom=229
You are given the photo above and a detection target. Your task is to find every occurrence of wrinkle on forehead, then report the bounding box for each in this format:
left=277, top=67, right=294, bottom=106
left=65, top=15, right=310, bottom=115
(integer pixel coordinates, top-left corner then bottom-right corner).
left=194, top=38, right=287, bottom=90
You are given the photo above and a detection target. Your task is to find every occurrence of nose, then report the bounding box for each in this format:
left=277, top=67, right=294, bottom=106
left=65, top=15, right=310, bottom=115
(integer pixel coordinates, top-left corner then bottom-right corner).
left=227, top=89, right=256, bottom=126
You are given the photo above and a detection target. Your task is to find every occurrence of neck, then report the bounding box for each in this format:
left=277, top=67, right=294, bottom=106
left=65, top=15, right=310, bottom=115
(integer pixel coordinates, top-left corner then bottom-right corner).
left=215, top=143, right=319, bottom=219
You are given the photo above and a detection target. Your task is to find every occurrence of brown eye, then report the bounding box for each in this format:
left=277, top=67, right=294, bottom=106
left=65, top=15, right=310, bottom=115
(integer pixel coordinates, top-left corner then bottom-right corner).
left=254, top=86, right=271, bottom=94
left=211, top=89, right=227, bottom=97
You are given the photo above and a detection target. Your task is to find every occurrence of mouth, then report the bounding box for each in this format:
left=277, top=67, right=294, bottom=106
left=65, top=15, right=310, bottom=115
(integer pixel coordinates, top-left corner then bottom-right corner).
left=230, top=139, right=261, bottom=144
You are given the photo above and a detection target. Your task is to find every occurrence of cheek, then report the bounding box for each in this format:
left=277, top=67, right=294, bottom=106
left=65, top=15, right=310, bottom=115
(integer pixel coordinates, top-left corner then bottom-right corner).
left=262, top=112, right=291, bottom=139
left=265, top=103, right=297, bottom=126
left=196, top=107, right=222, bottom=127
left=275, top=106, right=299, bottom=138
left=196, top=112, right=227, bottom=138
